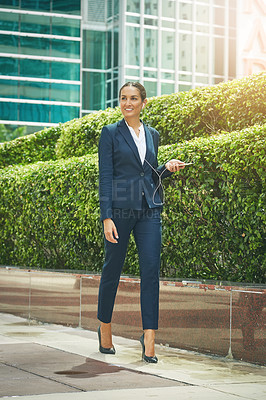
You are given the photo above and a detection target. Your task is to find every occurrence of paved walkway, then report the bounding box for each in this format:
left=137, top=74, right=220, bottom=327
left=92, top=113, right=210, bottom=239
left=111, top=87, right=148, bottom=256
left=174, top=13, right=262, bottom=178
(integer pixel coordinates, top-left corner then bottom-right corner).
left=0, top=313, right=265, bottom=399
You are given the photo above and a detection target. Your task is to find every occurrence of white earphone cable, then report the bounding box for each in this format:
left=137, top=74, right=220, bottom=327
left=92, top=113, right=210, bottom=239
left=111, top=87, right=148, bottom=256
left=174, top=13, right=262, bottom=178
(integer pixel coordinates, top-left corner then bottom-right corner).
left=144, top=159, right=168, bottom=206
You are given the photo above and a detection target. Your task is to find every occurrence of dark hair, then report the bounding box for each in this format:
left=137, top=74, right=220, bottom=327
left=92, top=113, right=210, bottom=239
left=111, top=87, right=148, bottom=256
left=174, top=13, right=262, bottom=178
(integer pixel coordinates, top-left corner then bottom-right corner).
left=119, top=82, right=147, bottom=101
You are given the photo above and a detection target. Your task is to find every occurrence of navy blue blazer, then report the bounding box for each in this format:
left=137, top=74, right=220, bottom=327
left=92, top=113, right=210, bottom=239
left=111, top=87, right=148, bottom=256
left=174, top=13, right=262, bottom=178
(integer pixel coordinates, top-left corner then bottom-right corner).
left=98, top=118, right=172, bottom=221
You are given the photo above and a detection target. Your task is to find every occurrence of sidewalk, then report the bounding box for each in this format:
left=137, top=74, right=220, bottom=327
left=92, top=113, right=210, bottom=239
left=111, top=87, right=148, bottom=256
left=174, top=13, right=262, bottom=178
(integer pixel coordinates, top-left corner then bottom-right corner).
left=0, top=313, right=265, bottom=400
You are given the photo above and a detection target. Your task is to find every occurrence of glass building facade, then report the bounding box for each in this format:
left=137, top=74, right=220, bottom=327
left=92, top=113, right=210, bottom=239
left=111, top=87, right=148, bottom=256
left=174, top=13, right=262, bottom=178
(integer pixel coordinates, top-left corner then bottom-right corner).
left=0, top=0, right=237, bottom=132
left=0, top=0, right=81, bottom=133
left=82, top=0, right=236, bottom=113
left=82, top=0, right=119, bottom=113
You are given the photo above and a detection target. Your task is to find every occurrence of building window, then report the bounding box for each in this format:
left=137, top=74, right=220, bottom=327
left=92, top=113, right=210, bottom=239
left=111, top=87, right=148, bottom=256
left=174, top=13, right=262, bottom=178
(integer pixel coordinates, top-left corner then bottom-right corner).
left=127, top=0, right=140, bottom=14
left=83, top=30, right=106, bottom=69
left=179, top=33, right=192, bottom=71
left=144, top=28, right=158, bottom=68
left=162, top=1, right=176, bottom=18
left=0, top=12, right=19, bottom=31
left=161, top=82, right=175, bottom=95
left=214, top=37, right=225, bottom=76
left=196, top=36, right=209, bottom=73
left=179, top=3, right=192, bottom=21
left=126, top=26, right=140, bottom=65
left=145, top=0, right=158, bottom=16
left=167, top=35, right=173, bottom=43
left=143, top=80, right=157, bottom=97
left=82, top=71, right=105, bottom=111
left=196, top=5, right=209, bottom=24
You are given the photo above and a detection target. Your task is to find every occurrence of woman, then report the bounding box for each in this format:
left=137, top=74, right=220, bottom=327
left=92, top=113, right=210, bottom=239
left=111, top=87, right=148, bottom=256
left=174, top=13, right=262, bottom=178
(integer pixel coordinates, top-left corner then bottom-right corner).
left=97, top=82, right=185, bottom=363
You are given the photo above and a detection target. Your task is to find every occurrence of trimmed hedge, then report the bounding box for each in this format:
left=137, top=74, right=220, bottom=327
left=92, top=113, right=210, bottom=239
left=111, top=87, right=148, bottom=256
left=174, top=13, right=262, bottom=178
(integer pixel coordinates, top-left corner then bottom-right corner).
left=143, top=71, right=266, bottom=145
left=160, top=124, right=265, bottom=283
left=0, top=155, right=102, bottom=270
left=0, top=125, right=62, bottom=168
left=1, top=124, right=265, bottom=282
left=0, top=73, right=265, bottom=168
left=55, top=107, right=123, bottom=159
left=55, top=72, right=266, bottom=158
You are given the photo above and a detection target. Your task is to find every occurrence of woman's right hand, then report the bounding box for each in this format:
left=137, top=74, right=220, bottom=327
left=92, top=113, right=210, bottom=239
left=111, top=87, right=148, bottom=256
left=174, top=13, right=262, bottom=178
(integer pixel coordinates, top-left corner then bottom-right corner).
left=103, top=218, right=119, bottom=243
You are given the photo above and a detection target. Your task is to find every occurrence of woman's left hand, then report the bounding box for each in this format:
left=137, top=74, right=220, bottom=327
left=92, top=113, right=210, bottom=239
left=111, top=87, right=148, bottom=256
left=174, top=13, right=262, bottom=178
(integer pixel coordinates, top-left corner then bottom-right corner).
left=165, top=159, right=185, bottom=172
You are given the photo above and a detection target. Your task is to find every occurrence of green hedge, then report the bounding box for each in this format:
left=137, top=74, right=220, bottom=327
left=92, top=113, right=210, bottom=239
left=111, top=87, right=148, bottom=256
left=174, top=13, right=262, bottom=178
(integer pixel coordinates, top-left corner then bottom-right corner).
left=0, top=125, right=62, bottom=168
left=55, top=72, right=266, bottom=158
left=55, top=107, right=123, bottom=159
left=0, top=155, right=102, bottom=270
left=143, top=71, right=266, bottom=145
left=160, top=124, right=265, bottom=283
left=1, top=124, right=265, bottom=282
left=1, top=73, right=265, bottom=168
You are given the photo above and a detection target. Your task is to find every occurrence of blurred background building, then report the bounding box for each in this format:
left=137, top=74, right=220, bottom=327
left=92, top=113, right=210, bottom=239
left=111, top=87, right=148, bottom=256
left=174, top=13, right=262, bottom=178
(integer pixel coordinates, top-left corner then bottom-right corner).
left=0, top=0, right=265, bottom=134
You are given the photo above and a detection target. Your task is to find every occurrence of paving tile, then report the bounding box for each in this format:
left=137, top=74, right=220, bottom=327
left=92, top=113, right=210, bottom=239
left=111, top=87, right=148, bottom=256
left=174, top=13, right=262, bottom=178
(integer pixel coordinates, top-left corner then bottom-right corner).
left=1, top=385, right=259, bottom=400
left=0, top=312, right=265, bottom=400
left=0, top=364, right=79, bottom=397
left=209, top=383, right=266, bottom=400
left=0, top=343, right=185, bottom=397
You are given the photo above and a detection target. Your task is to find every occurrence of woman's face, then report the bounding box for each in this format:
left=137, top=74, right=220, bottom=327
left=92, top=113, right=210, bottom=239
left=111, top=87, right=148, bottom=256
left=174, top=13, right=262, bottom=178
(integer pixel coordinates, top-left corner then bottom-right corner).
left=119, top=86, right=147, bottom=120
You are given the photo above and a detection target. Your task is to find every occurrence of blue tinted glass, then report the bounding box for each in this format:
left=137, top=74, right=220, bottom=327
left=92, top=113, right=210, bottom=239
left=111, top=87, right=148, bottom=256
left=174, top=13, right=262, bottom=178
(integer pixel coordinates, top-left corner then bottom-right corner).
left=52, top=17, right=80, bottom=37
left=114, top=30, right=119, bottom=67
left=0, top=80, right=17, bottom=98
left=107, top=81, right=111, bottom=100
left=19, top=82, right=50, bottom=101
left=20, top=59, right=50, bottom=78
left=20, top=36, right=50, bottom=57
left=0, top=0, right=19, bottom=8
left=0, top=57, right=18, bottom=75
left=127, top=0, right=140, bottom=13
left=143, top=80, right=157, bottom=97
left=144, top=28, right=158, bottom=68
left=50, top=83, right=80, bottom=102
left=107, top=31, right=112, bottom=69
left=52, top=0, right=81, bottom=15
left=82, top=71, right=105, bottom=110
left=161, top=82, right=175, bottom=95
left=0, top=34, right=18, bottom=53
left=0, top=12, right=19, bottom=31
left=83, top=30, right=105, bottom=69
left=107, top=0, right=112, bottom=18
left=126, top=26, right=140, bottom=66
left=20, top=0, right=50, bottom=12
left=51, top=39, right=80, bottom=58
left=51, top=105, right=79, bottom=123
left=114, top=0, right=119, bottom=14
left=19, top=103, right=50, bottom=123
left=113, top=78, right=118, bottom=99
left=145, top=0, right=158, bottom=15
left=0, top=102, right=18, bottom=120
left=51, top=62, right=80, bottom=80
left=20, top=14, right=50, bottom=34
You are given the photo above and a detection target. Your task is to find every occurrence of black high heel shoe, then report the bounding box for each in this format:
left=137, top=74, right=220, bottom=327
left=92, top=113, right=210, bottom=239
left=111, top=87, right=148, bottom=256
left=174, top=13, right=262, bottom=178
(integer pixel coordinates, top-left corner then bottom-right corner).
left=98, top=326, right=116, bottom=355
left=140, top=333, right=158, bottom=363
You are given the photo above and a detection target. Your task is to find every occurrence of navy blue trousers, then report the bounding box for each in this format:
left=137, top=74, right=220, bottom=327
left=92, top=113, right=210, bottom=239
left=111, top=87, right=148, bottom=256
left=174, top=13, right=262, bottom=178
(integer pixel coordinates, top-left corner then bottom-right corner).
left=97, top=204, right=162, bottom=330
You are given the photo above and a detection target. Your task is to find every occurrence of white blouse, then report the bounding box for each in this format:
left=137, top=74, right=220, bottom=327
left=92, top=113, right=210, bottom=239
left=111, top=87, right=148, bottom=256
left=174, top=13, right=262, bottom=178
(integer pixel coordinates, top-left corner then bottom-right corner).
left=125, top=121, right=146, bottom=165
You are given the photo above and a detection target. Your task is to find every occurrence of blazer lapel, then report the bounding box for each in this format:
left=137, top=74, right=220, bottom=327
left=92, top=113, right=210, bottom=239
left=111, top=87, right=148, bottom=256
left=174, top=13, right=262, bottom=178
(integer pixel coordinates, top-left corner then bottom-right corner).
left=143, top=122, right=155, bottom=164
left=118, top=119, right=142, bottom=166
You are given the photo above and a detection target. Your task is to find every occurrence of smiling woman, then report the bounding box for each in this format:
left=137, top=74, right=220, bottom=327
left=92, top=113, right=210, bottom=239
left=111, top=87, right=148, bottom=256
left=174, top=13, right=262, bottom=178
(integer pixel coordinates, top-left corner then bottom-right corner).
left=97, top=81, right=187, bottom=364
left=119, top=82, right=147, bottom=133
